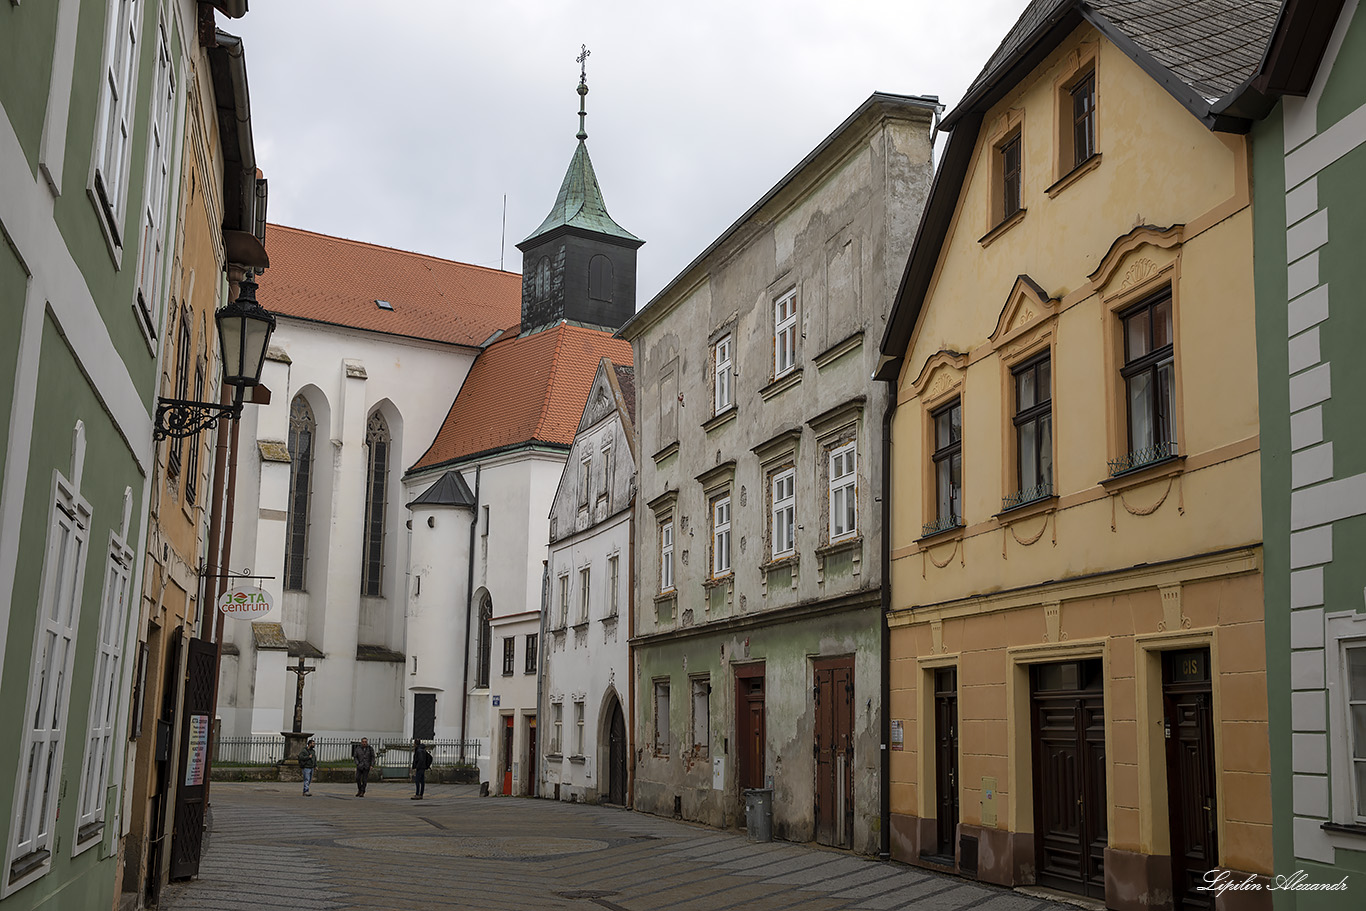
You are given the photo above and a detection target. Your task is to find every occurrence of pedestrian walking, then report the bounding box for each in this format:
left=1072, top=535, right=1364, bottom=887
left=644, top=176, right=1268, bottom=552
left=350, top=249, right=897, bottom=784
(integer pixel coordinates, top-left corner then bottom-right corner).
left=411, top=740, right=431, bottom=799
left=352, top=736, right=376, bottom=797
left=298, top=738, right=317, bottom=796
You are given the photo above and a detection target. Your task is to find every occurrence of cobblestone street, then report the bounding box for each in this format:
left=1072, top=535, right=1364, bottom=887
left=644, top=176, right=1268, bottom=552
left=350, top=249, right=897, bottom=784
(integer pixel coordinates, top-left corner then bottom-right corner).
left=160, top=782, right=1076, bottom=911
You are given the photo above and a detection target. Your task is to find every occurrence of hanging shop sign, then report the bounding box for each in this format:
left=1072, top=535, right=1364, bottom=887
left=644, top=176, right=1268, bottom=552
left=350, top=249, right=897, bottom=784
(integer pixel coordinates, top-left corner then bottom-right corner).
left=217, top=586, right=274, bottom=620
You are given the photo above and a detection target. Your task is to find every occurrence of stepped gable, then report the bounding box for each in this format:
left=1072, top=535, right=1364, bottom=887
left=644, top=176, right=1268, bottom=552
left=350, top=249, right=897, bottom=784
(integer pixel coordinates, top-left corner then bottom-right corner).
left=411, top=322, right=633, bottom=471
left=257, top=224, right=521, bottom=346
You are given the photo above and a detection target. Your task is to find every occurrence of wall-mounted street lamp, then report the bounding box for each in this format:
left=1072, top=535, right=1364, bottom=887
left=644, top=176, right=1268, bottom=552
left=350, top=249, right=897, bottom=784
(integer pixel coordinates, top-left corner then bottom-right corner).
left=154, top=273, right=276, bottom=440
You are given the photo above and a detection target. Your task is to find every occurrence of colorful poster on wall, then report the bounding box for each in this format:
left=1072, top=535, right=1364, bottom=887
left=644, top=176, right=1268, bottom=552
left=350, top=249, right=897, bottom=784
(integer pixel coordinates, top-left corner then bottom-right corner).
left=890, top=719, right=904, bottom=751
left=185, top=714, right=210, bottom=786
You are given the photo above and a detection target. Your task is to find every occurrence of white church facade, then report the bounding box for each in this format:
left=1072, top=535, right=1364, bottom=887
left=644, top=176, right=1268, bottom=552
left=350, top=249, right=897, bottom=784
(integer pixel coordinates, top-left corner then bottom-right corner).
left=218, top=73, right=643, bottom=790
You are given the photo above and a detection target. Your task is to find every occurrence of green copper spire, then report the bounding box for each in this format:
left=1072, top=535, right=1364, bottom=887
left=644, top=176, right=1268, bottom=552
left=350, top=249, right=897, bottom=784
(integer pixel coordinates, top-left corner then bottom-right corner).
left=521, top=48, right=641, bottom=245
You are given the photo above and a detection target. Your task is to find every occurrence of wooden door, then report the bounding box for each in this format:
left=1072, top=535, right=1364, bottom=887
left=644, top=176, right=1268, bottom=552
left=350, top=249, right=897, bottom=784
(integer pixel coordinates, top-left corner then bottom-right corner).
left=814, top=659, right=854, bottom=847
left=501, top=716, right=514, bottom=795
left=736, top=666, right=766, bottom=791
left=413, top=693, right=435, bottom=741
left=1032, top=660, right=1106, bottom=900
left=933, top=667, right=959, bottom=859
left=608, top=699, right=627, bottom=805
left=1164, top=650, right=1218, bottom=911
left=527, top=718, right=538, bottom=797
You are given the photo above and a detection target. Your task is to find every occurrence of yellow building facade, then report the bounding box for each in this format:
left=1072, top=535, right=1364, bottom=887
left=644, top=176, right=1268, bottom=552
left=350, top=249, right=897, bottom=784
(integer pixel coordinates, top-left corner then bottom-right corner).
left=879, top=14, right=1272, bottom=911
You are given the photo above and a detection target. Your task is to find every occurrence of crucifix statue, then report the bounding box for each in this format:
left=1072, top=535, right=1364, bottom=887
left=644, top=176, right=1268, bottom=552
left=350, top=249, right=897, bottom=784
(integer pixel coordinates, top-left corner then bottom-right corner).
left=285, top=654, right=317, bottom=734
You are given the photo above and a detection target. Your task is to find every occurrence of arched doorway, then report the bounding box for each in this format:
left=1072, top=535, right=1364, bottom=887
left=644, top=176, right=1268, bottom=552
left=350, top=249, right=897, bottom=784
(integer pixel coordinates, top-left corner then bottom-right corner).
left=606, top=697, right=627, bottom=805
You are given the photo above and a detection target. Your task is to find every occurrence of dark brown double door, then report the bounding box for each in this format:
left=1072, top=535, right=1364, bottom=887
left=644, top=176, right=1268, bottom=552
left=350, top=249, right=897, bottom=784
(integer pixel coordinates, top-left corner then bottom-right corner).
left=1164, top=649, right=1218, bottom=911
left=1032, top=660, right=1107, bottom=900
left=932, top=668, right=959, bottom=860
left=736, top=665, right=766, bottom=791
left=814, top=659, right=854, bottom=848
left=607, top=698, right=627, bottom=805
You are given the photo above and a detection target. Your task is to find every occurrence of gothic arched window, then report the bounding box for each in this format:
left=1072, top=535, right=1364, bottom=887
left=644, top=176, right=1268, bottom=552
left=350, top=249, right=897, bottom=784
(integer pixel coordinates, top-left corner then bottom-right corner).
left=361, top=412, right=390, bottom=596
left=475, top=594, right=493, bottom=688
left=535, top=257, right=552, bottom=300
left=284, top=396, right=315, bottom=591
left=588, top=255, right=613, bottom=302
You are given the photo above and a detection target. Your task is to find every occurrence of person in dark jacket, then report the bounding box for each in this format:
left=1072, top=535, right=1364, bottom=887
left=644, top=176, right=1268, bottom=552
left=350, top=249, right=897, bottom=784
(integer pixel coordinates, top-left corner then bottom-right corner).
left=411, top=740, right=431, bottom=800
left=298, top=738, right=317, bottom=796
left=352, top=737, right=376, bottom=796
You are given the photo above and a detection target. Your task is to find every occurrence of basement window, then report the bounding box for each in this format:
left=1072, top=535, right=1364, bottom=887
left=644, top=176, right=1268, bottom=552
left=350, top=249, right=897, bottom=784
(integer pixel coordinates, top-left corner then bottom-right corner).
left=375, top=299, right=393, bottom=310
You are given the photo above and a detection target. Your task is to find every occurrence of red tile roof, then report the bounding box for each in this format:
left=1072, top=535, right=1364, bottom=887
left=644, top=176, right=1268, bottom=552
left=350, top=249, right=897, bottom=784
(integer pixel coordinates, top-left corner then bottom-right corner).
left=411, top=322, right=634, bottom=471
left=258, top=224, right=521, bottom=347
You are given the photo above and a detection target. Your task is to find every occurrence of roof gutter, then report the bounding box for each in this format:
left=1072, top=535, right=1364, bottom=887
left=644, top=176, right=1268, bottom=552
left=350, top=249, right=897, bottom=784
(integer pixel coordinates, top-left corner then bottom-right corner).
left=211, top=30, right=268, bottom=269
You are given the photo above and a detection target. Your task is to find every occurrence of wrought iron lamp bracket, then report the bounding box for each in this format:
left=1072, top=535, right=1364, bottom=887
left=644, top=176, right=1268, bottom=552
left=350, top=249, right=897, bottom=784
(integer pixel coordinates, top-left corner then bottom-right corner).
left=154, top=389, right=244, bottom=440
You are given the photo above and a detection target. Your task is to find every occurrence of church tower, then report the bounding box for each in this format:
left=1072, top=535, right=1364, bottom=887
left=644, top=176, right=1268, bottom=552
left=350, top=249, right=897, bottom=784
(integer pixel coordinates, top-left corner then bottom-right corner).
left=517, top=48, right=644, bottom=335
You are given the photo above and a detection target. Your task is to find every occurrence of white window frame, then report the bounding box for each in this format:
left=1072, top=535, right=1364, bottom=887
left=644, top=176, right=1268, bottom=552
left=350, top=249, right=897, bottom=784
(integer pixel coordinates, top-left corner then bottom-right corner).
left=771, top=468, right=795, bottom=559
left=74, top=532, right=133, bottom=852
left=714, top=335, right=733, bottom=413
left=551, top=702, right=563, bottom=755
left=829, top=442, right=858, bottom=542
left=1326, top=610, right=1366, bottom=833
left=691, top=676, right=710, bottom=754
left=607, top=554, right=619, bottom=617
left=654, top=679, right=671, bottom=755
left=774, top=291, right=797, bottom=377
left=578, top=566, right=591, bottom=623
left=601, top=438, right=613, bottom=500
left=579, top=454, right=591, bottom=506
left=558, top=572, right=570, bottom=628
left=133, top=13, right=176, bottom=339
left=574, top=701, right=585, bottom=756
left=9, top=472, right=91, bottom=889
left=711, top=496, right=732, bottom=577
left=91, top=0, right=144, bottom=252
left=659, top=520, right=674, bottom=593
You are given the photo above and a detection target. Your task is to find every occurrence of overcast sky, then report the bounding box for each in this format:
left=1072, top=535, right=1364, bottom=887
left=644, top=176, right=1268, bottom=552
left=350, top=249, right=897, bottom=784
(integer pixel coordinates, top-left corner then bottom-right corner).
left=230, top=0, right=1033, bottom=305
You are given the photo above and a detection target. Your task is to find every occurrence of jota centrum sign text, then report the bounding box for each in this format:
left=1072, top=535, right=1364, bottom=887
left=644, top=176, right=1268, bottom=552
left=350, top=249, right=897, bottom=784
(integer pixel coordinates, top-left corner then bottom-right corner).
left=217, top=586, right=274, bottom=620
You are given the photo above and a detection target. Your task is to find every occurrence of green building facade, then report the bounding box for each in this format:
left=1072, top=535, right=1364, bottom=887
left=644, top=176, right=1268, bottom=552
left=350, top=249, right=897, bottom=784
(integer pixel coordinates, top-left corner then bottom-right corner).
left=1253, top=1, right=1366, bottom=905
left=1, top=1, right=191, bottom=906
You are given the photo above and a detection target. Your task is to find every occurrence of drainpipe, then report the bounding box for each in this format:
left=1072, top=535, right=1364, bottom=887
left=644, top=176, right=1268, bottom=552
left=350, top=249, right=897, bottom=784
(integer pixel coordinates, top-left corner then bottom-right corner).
left=626, top=504, right=636, bottom=809
left=535, top=557, right=549, bottom=798
left=880, top=384, right=897, bottom=861
left=458, top=464, right=481, bottom=762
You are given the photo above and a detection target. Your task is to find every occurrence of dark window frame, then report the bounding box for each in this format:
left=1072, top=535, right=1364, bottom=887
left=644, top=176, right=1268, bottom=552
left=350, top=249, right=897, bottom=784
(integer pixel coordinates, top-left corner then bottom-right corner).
left=524, top=633, right=537, bottom=674
left=1071, top=70, right=1097, bottom=168
left=930, top=399, right=963, bottom=531
left=1000, top=133, right=1022, bottom=220
left=1118, top=289, right=1177, bottom=467
left=502, top=637, right=515, bottom=677
left=1011, top=354, right=1053, bottom=504
left=588, top=254, right=613, bottom=302
left=475, top=596, right=493, bottom=687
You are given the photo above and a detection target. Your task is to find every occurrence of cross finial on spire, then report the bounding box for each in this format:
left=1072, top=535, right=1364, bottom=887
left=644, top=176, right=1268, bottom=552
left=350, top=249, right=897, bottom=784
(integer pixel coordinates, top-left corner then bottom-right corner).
left=576, top=45, right=591, bottom=141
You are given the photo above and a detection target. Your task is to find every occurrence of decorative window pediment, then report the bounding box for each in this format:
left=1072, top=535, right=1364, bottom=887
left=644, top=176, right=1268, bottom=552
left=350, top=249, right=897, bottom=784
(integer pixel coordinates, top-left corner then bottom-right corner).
left=1088, top=224, right=1184, bottom=305
left=989, top=274, right=1059, bottom=354
left=910, top=351, right=968, bottom=407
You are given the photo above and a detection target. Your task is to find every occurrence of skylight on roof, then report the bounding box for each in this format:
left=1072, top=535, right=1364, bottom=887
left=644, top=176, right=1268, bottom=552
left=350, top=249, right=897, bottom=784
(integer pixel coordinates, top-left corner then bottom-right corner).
left=375, top=299, right=393, bottom=310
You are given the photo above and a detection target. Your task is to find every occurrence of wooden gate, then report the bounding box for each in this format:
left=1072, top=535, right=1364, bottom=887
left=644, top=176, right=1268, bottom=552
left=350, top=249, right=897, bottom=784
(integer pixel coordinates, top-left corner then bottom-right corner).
left=813, top=658, right=854, bottom=848
left=933, top=667, right=959, bottom=860
left=1164, top=649, right=1218, bottom=911
left=169, top=637, right=217, bottom=880
left=607, top=699, right=627, bottom=805
left=1031, top=659, right=1106, bottom=900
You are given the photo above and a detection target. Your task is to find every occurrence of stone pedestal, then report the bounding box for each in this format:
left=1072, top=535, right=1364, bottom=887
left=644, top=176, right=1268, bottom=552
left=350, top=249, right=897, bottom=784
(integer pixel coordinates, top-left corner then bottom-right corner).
left=279, top=731, right=313, bottom=781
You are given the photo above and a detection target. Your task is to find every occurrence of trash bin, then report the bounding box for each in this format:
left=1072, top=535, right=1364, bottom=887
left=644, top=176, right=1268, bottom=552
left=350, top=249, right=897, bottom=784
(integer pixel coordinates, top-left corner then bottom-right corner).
left=744, top=788, right=773, bottom=843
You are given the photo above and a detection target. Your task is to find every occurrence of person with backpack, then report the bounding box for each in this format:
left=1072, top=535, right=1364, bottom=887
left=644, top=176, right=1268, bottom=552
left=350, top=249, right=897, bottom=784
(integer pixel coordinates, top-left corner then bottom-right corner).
left=298, top=738, right=317, bottom=797
left=411, top=740, right=432, bottom=799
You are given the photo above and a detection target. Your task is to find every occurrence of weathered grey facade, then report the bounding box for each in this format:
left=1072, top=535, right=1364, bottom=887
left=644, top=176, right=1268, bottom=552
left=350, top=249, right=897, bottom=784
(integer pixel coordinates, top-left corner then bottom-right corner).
left=619, top=93, right=939, bottom=853
left=541, top=360, right=637, bottom=806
